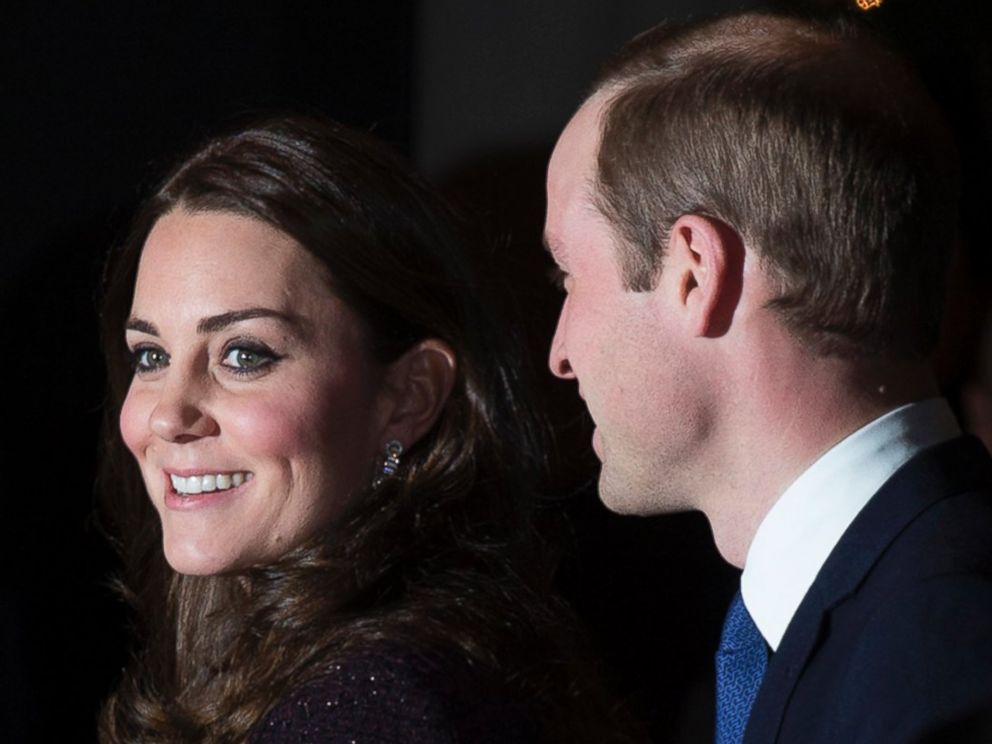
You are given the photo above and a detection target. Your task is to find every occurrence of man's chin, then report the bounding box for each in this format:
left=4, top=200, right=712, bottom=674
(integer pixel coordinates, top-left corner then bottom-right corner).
left=598, top=465, right=690, bottom=516
left=597, top=469, right=652, bottom=516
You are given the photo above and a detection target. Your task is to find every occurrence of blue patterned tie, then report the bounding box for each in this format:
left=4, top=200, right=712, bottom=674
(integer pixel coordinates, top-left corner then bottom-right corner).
left=715, top=591, right=768, bottom=744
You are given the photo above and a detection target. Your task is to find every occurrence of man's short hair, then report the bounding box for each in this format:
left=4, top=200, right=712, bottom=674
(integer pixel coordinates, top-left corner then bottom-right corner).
left=591, top=12, right=958, bottom=359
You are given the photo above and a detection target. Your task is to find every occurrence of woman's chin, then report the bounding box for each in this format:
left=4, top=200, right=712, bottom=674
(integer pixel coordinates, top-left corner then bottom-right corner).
left=163, top=538, right=239, bottom=576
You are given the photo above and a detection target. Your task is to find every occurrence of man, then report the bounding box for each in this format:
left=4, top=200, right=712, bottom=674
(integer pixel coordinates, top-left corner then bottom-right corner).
left=544, top=11, right=992, bottom=744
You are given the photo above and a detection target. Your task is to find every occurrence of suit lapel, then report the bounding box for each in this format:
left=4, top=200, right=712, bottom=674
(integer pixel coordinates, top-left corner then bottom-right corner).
left=743, top=436, right=992, bottom=744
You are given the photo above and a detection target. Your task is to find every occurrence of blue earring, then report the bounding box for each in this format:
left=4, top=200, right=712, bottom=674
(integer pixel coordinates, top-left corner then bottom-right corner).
left=372, top=440, right=403, bottom=488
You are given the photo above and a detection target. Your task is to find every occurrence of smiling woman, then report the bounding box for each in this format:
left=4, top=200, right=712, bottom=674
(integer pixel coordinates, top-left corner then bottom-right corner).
left=97, top=116, right=635, bottom=743
left=120, top=210, right=399, bottom=576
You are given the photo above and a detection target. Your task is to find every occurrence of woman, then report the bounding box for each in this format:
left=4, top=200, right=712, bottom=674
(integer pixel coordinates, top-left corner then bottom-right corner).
left=97, top=115, right=635, bottom=743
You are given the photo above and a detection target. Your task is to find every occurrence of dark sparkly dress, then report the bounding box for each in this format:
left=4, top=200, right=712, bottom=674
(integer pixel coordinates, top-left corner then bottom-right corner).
left=249, top=649, right=536, bottom=743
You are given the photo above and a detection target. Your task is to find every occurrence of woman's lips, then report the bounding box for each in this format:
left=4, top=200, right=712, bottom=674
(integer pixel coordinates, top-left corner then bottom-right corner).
left=170, top=471, right=254, bottom=495
left=162, top=470, right=254, bottom=510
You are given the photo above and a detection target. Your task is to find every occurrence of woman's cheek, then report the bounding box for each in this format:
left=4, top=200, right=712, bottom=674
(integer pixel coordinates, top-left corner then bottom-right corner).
left=224, top=383, right=375, bottom=500
left=225, top=394, right=314, bottom=458
left=119, top=387, right=149, bottom=459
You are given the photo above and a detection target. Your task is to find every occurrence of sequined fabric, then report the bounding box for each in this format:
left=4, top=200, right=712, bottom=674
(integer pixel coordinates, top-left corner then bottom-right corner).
left=249, top=650, right=535, bottom=743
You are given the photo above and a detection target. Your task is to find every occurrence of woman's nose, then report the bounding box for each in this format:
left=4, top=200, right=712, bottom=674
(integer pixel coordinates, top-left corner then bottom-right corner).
left=148, top=375, right=219, bottom=442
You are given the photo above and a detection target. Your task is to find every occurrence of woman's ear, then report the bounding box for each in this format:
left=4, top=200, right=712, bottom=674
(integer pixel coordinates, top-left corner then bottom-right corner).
left=377, top=339, right=457, bottom=448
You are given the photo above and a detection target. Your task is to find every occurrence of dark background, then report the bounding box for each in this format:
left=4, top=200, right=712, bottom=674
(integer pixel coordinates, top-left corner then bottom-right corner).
left=2, top=1, right=989, bottom=741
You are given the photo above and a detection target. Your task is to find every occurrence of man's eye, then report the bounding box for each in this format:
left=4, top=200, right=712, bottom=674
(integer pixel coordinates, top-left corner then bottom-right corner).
left=221, top=345, right=277, bottom=374
left=547, top=266, right=569, bottom=291
left=131, top=346, right=170, bottom=374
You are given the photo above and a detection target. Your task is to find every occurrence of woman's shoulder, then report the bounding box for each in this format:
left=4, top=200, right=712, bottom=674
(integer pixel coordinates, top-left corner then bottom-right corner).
left=249, top=646, right=536, bottom=743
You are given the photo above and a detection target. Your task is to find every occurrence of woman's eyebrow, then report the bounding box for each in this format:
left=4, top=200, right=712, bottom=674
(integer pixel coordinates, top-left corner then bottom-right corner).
left=125, top=317, right=158, bottom=335
left=124, top=308, right=302, bottom=337
left=196, top=308, right=299, bottom=334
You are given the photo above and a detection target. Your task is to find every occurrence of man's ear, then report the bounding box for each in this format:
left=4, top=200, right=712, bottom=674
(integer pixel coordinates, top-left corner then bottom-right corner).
left=377, top=339, right=457, bottom=448
left=666, top=214, right=745, bottom=337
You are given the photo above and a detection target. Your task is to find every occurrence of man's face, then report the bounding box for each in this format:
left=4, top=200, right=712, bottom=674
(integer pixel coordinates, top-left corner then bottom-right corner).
left=544, top=95, right=703, bottom=514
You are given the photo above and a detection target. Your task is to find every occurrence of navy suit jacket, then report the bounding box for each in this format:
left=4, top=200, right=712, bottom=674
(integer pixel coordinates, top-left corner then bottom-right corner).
left=743, top=436, right=992, bottom=744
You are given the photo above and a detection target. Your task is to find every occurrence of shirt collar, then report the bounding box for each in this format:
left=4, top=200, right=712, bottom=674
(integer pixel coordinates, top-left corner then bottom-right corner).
left=741, top=398, right=961, bottom=650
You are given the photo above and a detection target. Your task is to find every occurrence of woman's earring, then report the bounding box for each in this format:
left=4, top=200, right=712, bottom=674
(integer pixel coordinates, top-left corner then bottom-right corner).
left=372, top=440, right=404, bottom=488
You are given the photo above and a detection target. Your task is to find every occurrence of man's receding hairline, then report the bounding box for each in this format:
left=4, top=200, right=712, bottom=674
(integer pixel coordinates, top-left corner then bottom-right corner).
left=584, top=10, right=881, bottom=221
left=589, top=11, right=849, bottom=99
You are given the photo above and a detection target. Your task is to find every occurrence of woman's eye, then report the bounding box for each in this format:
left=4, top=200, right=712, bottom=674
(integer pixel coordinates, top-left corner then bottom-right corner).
left=220, top=345, right=277, bottom=374
left=131, top=346, right=170, bottom=374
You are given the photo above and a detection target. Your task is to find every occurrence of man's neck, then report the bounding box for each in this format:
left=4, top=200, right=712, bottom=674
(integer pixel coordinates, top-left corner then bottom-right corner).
left=701, top=357, right=939, bottom=568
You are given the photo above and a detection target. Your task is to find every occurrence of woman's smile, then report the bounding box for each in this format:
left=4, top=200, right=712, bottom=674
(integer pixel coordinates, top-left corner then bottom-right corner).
left=120, top=209, right=389, bottom=575
left=168, top=470, right=254, bottom=496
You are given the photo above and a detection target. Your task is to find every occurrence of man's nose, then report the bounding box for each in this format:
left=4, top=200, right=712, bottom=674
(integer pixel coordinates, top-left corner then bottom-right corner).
left=548, top=311, right=575, bottom=380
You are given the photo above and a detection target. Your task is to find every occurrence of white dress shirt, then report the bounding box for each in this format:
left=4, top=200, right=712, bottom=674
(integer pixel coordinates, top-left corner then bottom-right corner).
left=741, top=398, right=961, bottom=651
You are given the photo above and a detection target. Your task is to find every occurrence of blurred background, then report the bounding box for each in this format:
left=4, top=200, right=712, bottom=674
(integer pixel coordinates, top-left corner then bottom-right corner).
left=2, top=0, right=989, bottom=740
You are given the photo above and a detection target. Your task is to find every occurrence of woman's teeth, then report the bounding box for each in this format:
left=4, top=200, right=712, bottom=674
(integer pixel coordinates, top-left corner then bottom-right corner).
left=170, top=472, right=253, bottom=495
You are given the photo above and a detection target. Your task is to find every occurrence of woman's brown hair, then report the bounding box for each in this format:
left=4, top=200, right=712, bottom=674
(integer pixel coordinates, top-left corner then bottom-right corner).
left=98, top=116, right=634, bottom=742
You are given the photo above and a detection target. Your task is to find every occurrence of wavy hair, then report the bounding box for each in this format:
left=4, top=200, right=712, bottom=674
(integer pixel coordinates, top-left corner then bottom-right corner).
left=97, top=116, right=634, bottom=742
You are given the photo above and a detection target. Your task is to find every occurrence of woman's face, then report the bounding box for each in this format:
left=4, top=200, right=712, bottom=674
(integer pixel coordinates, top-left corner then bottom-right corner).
left=120, top=209, right=388, bottom=575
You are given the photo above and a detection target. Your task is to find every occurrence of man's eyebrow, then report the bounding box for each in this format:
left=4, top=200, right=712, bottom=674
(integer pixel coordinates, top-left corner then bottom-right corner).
left=125, top=309, right=300, bottom=336
left=542, top=233, right=560, bottom=259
